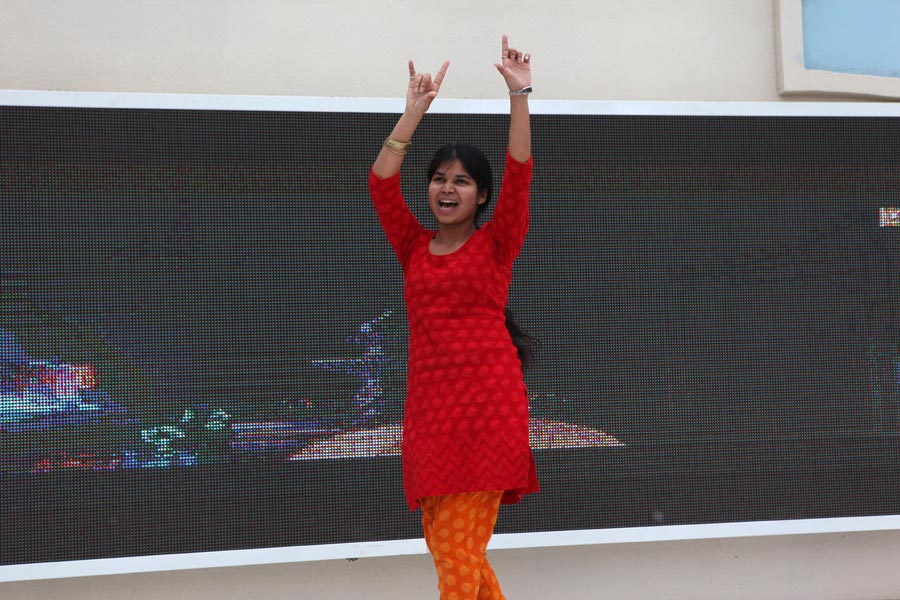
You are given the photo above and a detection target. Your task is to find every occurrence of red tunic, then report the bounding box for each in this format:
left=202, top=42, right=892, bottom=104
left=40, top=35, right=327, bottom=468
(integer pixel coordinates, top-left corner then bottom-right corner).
left=369, top=151, right=539, bottom=510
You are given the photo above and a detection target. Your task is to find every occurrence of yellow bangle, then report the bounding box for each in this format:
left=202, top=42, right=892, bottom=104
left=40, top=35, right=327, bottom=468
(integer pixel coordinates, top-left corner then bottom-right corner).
left=383, top=138, right=410, bottom=155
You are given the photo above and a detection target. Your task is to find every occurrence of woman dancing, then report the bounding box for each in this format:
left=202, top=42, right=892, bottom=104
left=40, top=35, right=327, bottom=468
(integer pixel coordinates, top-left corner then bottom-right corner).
left=369, top=35, right=538, bottom=600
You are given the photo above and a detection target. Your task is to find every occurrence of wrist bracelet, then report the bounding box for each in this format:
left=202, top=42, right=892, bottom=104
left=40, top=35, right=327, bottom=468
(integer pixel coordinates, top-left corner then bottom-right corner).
left=383, top=138, right=410, bottom=156
left=509, top=86, right=533, bottom=96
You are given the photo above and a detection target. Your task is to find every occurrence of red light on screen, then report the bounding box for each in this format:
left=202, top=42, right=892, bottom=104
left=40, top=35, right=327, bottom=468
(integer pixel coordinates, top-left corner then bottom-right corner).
left=881, top=207, right=900, bottom=227
left=73, top=364, right=98, bottom=390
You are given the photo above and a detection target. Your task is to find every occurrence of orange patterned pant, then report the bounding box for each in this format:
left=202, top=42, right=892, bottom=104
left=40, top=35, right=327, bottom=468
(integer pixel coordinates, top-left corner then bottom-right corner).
left=420, top=490, right=506, bottom=600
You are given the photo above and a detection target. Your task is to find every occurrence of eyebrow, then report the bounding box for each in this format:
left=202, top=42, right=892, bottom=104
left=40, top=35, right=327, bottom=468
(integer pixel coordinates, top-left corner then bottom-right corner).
left=433, top=170, right=472, bottom=180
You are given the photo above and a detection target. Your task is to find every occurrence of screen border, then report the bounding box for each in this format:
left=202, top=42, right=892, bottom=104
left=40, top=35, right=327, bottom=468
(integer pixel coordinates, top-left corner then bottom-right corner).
left=1, top=89, right=899, bottom=582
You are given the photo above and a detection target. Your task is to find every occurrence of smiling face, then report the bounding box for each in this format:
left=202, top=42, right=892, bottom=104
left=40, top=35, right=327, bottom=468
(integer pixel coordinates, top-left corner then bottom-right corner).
left=428, top=159, right=488, bottom=229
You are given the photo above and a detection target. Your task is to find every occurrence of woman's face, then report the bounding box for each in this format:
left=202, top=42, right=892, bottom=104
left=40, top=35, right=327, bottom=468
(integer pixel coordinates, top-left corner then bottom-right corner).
left=428, top=159, right=487, bottom=229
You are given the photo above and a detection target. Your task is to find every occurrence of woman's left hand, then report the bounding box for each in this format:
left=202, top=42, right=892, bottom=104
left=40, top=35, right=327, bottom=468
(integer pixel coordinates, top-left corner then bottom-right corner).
left=494, top=34, right=531, bottom=92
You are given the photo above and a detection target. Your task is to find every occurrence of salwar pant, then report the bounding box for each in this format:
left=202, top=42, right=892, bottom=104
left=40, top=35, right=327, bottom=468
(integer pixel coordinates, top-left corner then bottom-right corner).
left=420, top=490, right=506, bottom=600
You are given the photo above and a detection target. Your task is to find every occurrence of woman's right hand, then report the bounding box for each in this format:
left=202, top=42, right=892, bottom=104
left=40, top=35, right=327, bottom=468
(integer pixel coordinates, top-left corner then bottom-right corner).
left=406, top=59, right=449, bottom=117
left=372, top=59, right=449, bottom=178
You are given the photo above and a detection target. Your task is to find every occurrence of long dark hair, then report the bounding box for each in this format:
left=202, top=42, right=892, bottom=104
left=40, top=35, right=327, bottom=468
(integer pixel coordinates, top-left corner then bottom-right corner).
left=428, top=142, right=539, bottom=370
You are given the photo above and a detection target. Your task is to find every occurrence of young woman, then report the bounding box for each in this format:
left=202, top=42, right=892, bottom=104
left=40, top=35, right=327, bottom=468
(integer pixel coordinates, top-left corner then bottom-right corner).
left=369, top=35, right=538, bottom=600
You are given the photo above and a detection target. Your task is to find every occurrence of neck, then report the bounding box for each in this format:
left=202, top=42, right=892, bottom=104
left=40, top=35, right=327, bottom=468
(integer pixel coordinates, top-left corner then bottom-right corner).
left=434, top=222, right=477, bottom=247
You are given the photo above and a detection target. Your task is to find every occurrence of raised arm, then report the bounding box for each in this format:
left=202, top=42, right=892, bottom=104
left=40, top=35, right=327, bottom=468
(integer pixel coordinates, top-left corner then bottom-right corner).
left=372, top=59, right=450, bottom=179
left=495, top=34, right=532, bottom=163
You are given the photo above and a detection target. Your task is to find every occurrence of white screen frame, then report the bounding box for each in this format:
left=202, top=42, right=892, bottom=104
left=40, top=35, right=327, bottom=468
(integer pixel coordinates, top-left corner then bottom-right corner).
left=1, top=89, right=900, bottom=582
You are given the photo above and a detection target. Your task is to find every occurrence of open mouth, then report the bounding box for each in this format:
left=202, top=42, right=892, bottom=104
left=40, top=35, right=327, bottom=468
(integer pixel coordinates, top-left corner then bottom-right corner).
left=438, top=200, right=459, bottom=210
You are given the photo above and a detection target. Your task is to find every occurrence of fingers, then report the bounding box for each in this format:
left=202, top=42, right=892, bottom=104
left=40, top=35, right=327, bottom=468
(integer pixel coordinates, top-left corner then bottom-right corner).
left=408, top=64, right=449, bottom=95
left=410, top=73, right=432, bottom=94
left=506, top=47, right=530, bottom=64
left=501, top=35, right=531, bottom=65
left=434, top=60, right=450, bottom=85
left=408, top=59, right=448, bottom=85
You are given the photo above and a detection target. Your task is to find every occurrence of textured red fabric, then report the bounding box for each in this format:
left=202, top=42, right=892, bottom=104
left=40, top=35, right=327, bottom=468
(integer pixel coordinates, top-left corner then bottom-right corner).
left=369, top=151, right=539, bottom=510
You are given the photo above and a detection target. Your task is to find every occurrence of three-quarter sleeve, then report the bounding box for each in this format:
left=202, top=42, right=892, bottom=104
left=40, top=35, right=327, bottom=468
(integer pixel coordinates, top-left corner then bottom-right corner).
left=369, top=169, right=426, bottom=271
left=489, top=151, right=533, bottom=265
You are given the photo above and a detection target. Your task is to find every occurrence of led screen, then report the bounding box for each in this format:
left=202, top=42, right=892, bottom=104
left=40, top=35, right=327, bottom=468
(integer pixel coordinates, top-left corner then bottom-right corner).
left=1, top=101, right=899, bottom=573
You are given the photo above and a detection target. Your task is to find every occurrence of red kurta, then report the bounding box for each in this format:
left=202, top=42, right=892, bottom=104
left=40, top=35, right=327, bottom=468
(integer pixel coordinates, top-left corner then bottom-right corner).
left=369, top=151, right=539, bottom=510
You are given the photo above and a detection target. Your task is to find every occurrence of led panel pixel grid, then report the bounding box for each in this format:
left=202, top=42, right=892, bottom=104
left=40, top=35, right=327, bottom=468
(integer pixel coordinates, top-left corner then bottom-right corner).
left=1, top=103, right=899, bottom=574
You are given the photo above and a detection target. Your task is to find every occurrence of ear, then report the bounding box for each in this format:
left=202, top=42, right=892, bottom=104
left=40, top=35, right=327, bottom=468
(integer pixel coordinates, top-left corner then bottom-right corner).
left=477, top=190, right=488, bottom=205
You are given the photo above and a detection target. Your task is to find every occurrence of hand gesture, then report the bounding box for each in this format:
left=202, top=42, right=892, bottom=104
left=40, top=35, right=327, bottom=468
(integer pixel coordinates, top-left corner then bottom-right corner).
left=495, top=34, right=531, bottom=93
left=406, top=59, right=450, bottom=117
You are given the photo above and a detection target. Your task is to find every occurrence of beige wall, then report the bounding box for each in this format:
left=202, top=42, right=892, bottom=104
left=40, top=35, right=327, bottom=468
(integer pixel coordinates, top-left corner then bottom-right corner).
left=3, top=1, right=900, bottom=598
left=3, top=0, right=780, bottom=101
